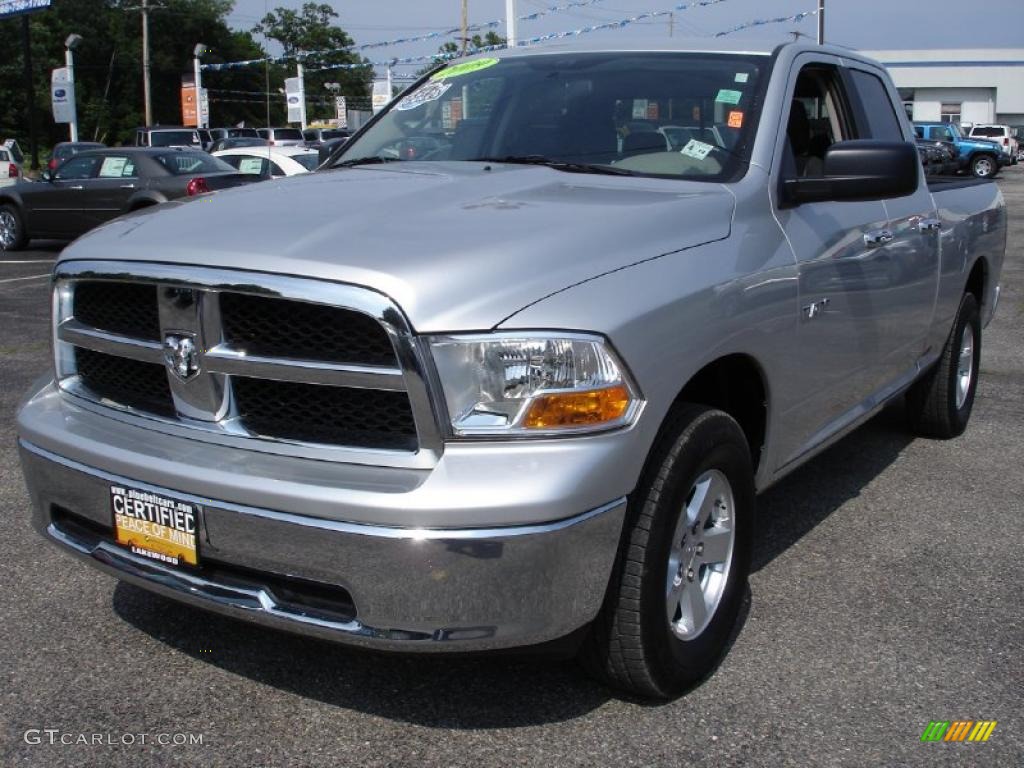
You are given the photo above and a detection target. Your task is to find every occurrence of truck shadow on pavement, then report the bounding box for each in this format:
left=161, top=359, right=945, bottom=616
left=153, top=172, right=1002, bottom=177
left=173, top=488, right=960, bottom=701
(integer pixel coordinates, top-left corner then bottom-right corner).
left=112, top=403, right=913, bottom=726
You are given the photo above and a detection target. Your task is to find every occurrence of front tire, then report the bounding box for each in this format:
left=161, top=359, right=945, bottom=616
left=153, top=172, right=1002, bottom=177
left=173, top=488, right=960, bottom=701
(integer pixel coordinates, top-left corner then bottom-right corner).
left=581, top=405, right=754, bottom=699
left=971, top=154, right=999, bottom=178
left=906, top=292, right=981, bottom=439
left=0, top=203, right=27, bottom=251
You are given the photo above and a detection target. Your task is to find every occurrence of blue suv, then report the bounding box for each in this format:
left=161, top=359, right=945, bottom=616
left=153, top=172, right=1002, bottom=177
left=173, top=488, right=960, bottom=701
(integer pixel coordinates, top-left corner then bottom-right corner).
left=914, top=123, right=1008, bottom=178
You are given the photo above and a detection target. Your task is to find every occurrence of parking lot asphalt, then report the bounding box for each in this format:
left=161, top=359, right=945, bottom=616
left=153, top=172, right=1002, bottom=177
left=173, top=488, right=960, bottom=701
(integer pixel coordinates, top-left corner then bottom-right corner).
left=1, top=172, right=1021, bottom=768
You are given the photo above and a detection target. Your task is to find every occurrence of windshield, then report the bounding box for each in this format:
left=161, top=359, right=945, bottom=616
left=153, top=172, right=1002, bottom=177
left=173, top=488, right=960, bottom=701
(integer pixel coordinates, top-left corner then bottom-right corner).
left=156, top=152, right=237, bottom=175
left=273, top=128, right=303, bottom=140
left=335, top=52, right=767, bottom=181
left=151, top=130, right=200, bottom=147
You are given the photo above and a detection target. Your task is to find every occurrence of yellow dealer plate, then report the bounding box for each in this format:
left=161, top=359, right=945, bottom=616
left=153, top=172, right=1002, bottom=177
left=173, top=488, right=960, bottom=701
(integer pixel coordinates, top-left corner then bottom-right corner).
left=111, top=485, right=199, bottom=567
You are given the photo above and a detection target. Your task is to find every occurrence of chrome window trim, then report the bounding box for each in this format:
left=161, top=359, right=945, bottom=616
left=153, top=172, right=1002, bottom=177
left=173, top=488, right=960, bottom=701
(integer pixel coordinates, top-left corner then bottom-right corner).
left=53, top=260, right=444, bottom=469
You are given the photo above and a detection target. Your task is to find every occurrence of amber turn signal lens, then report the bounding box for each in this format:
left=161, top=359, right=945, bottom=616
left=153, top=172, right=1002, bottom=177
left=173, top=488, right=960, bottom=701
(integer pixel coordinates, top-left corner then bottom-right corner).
left=522, top=385, right=631, bottom=429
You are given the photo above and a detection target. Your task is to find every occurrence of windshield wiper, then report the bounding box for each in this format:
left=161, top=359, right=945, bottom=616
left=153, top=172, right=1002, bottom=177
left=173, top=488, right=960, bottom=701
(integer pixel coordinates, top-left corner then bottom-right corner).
left=332, top=156, right=401, bottom=168
left=469, top=155, right=638, bottom=176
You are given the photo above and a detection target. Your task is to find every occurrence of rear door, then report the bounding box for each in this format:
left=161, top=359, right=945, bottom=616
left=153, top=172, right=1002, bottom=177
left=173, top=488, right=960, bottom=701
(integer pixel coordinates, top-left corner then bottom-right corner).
left=78, top=153, right=141, bottom=228
left=843, top=65, right=939, bottom=380
left=771, top=56, right=893, bottom=467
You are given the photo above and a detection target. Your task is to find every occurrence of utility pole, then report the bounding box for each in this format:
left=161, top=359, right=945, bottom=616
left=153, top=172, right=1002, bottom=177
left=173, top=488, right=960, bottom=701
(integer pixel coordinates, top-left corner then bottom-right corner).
left=460, top=0, right=468, bottom=56
left=817, top=0, right=824, bottom=44
left=21, top=16, right=39, bottom=169
left=506, top=0, right=517, bottom=47
left=668, top=12, right=674, bottom=37
left=142, top=0, right=152, bottom=124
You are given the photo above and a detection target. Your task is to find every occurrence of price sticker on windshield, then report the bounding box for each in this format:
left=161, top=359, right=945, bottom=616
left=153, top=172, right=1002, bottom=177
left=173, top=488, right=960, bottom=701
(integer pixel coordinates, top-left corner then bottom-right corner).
left=680, top=139, right=714, bottom=161
left=395, top=81, right=452, bottom=111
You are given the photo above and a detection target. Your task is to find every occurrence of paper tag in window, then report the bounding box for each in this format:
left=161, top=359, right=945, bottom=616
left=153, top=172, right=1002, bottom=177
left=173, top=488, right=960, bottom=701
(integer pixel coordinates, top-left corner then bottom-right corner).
left=716, top=89, right=743, bottom=105
left=727, top=111, right=744, bottom=129
left=395, top=81, right=452, bottom=111
left=680, top=139, right=714, bottom=161
left=734, top=73, right=749, bottom=84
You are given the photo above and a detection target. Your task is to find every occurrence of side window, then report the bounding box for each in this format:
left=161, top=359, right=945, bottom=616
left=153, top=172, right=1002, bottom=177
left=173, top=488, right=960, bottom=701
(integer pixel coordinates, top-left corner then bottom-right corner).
left=848, top=69, right=904, bottom=141
left=784, top=65, right=851, bottom=178
left=55, top=155, right=100, bottom=180
left=935, top=126, right=954, bottom=142
left=913, top=126, right=924, bottom=139
left=98, top=156, right=137, bottom=178
left=269, top=161, right=286, bottom=176
left=233, top=156, right=268, bottom=175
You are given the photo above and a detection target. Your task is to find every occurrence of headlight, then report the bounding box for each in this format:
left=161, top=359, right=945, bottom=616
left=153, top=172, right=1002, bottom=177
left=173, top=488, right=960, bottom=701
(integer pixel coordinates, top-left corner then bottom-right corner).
left=428, top=333, right=642, bottom=437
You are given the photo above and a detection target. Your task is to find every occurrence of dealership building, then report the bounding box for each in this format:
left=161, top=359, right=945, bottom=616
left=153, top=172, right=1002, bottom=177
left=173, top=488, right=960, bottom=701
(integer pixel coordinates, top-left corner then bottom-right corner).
left=864, top=49, right=1024, bottom=127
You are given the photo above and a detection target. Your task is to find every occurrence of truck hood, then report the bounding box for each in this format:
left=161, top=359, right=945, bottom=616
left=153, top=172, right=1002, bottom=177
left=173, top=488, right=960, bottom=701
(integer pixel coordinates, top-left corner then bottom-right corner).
left=60, top=161, right=734, bottom=331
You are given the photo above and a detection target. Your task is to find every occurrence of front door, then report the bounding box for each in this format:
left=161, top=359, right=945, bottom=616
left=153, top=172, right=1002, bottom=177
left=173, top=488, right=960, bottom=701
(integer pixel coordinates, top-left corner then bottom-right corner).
left=28, top=154, right=102, bottom=236
left=771, top=57, right=894, bottom=468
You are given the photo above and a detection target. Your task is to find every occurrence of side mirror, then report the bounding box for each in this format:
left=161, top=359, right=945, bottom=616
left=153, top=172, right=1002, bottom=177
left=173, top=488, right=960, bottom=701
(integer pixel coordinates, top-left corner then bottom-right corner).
left=40, top=169, right=53, bottom=182
left=781, top=140, right=919, bottom=206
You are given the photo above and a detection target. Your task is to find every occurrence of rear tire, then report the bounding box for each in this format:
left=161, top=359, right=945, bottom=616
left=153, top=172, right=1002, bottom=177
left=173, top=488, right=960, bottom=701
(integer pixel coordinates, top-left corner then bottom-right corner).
left=581, top=404, right=754, bottom=699
left=0, top=203, right=27, bottom=251
left=906, top=292, right=981, bottom=439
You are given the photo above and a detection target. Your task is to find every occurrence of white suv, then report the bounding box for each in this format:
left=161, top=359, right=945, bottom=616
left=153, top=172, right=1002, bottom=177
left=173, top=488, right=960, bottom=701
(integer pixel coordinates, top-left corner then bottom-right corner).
left=968, top=124, right=1019, bottom=165
left=0, top=140, right=25, bottom=187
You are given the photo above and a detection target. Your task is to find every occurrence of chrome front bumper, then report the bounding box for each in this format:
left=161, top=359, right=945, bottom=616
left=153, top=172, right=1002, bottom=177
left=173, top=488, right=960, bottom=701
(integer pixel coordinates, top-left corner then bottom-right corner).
left=19, top=440, right=626, bottom=651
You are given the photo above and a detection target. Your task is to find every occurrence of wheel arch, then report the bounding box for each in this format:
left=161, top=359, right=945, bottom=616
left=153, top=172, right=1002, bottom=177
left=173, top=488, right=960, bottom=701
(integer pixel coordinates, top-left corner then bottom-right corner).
left=965, top=255, right=987, bottom=307
left=667, top=353, right=769, bottom=474
left=126, top=193, right=165, bottom=211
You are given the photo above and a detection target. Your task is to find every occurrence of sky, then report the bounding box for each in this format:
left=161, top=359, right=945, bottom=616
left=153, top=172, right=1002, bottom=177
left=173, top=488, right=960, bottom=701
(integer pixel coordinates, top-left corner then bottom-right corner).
left=228, top=0, right=1024, bottom=79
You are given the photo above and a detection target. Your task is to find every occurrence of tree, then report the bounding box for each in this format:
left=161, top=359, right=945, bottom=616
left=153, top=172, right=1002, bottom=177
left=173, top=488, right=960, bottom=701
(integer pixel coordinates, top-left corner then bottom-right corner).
left=0, top=0, right=270, bottom=152
left=253, top=2, right=372, bottom=118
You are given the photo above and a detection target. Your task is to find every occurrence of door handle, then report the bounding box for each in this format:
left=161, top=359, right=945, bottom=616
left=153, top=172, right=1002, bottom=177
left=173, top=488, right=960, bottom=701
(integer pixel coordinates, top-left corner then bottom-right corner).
left=68, top=184, right=84, bottom=190
left=863, top=229, right=894, bottom=248
left=917, top=217, right=942, bottom=232
left=120, top=183, right=135, bottom=189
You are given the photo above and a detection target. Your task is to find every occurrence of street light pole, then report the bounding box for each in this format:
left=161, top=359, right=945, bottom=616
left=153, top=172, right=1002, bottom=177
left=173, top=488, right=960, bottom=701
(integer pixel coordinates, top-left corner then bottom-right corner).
left=193, top=43, right=206, bottom=129
left=297, top=60, right=307, bottom=131
left=506, top=0, right=517, bottom=47
left=817, top=0, right=825, bottom=44
left=65, top=34, right=83, bottom=142
left=142, top=0, right=152, bottom=124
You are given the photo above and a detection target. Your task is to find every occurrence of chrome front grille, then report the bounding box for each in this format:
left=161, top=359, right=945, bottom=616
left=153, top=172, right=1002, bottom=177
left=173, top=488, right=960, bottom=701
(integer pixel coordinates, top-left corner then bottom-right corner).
left=53, top=262, right=442, bottom=467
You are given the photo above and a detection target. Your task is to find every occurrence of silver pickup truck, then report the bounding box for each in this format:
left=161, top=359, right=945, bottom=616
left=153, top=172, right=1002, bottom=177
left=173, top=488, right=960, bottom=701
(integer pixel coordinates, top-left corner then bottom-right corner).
left=16, top=40, right=1006, bottom=699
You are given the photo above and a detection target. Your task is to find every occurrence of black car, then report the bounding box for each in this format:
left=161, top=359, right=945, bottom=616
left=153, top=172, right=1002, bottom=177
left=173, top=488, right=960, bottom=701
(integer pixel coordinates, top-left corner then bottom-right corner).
left=0, top=148, right=257, bottom=251
left=48, top=141, right=106, bottom=171
left=317, top=135, right=351, bottom=166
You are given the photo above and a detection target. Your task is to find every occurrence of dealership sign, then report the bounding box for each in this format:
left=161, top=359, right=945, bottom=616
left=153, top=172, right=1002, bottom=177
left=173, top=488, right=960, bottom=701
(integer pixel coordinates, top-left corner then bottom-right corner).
left=284, top=77, right=304, bottom=124
left=0, top=0, right=51, bottom=19
left=51, top=67, right=76, bottom=125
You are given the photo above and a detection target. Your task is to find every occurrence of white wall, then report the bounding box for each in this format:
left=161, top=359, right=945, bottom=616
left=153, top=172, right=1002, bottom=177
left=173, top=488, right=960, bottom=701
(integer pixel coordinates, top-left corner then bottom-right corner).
left=909, top=88, right=995, bottom=124
left=865, top=49, right=1024, bottom=124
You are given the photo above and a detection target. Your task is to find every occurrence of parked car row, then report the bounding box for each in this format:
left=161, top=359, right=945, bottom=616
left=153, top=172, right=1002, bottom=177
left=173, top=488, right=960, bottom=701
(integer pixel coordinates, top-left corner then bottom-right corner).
left=134, top=124, right=351, bottom=152
left=913, top=122, right=1010, bottom=178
